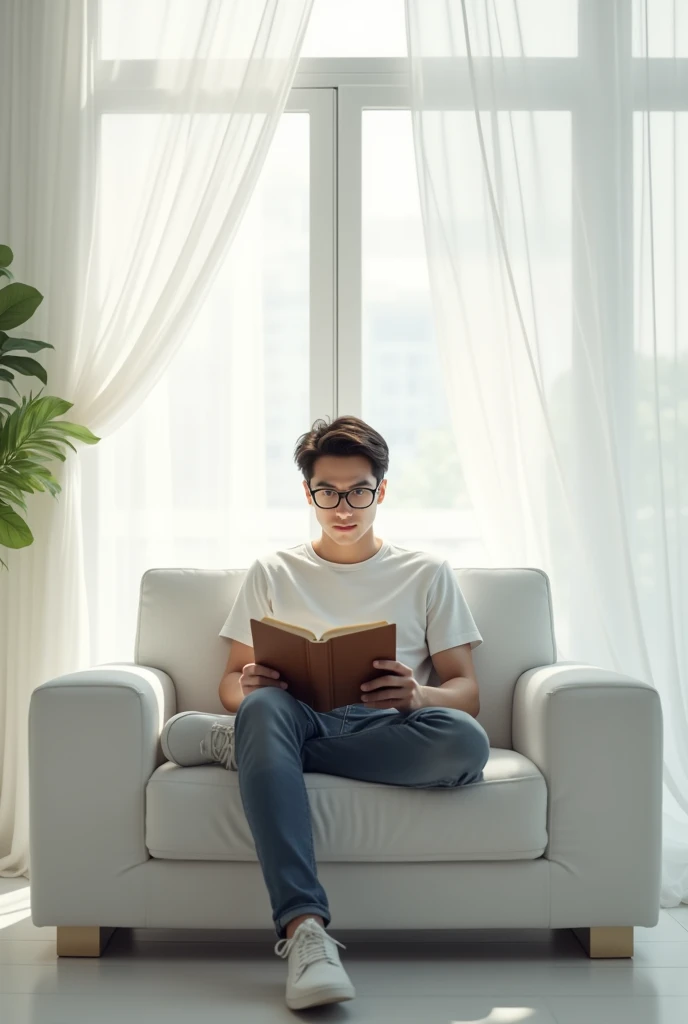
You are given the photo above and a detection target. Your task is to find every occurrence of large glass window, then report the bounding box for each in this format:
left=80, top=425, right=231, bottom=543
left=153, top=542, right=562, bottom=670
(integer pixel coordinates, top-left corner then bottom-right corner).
left=89, top=0, right=686, bottom=662
left=360, top=109, right=486, bottom=563
left=360, top=108, right=570, bottom=565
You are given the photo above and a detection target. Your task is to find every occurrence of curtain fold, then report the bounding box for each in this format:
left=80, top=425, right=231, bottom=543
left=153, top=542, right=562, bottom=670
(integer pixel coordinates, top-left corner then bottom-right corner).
left=0, top=0, right=313, bottom=877
left=406, top=0, right=687, bottom=906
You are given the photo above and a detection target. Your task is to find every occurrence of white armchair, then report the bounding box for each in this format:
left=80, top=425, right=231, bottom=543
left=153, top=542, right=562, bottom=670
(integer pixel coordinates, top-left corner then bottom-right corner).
left=28, top=566, right=662, bottom=959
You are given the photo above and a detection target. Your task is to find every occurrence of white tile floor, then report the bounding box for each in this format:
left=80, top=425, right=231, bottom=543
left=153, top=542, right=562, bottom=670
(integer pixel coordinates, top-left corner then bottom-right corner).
left=1, top=877, right=688, bottom=1023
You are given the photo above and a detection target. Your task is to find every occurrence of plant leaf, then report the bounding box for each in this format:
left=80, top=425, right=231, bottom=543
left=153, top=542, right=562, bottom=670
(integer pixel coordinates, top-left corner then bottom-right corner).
left=0, top=367, right=20, bottom=395
left=0, top=268, right=13, bottom=282
left=1, top=468, right=48, bottom=495
left=24, top=396, right=73, bottom=431
left=0, top=394, right=99, bottom=507
left=0, top=283, right=43, bottom=331
left=0, top=354, right=47, bottom=385
left=0, top=467, right=39, bottom=495
left=46, top=420, right=100, bottom=445
left=0, top=246, right=13, bottom=269
left=0, top=336, right=53, bottom=355
left=27, top=440, right=67, bottom=462
left=0, top=500, right=33, bottom=548
left=0, top=484, right=27, bottom=511
left=19, top=464, right=62, bottom=495
left=0, top=352, right=47, bottom=385
left=35, top=432, right=77, bottom=453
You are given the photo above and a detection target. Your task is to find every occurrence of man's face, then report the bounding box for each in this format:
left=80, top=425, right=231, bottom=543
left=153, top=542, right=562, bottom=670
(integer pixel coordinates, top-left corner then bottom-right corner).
left=303, top=455, right=386, bottom=544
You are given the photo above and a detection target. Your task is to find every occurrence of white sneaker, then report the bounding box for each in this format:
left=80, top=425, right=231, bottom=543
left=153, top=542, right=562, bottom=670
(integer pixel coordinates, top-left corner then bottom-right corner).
left=201, top=720, right=238, bottom=771
left=275, top=918, right=355, bottom=1010
left=160, top=711, right=238, bottom=771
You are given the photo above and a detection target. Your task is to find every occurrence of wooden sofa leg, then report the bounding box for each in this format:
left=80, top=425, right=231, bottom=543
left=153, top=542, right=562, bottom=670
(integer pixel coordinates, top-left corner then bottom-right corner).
left=572, top=926, right=633, bottom=958
left=56, top=926, right=116, bottom=957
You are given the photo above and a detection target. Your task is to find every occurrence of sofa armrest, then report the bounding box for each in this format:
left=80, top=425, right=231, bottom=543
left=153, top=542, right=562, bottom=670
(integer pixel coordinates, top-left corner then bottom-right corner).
left=512, top=661, right=663, bottom=927
left=28, top=663, right=176, bottom=925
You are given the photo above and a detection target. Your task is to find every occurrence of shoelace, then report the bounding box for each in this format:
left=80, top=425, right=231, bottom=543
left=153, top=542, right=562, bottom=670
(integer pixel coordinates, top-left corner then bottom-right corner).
left=274, top=919, right=346, bottom=980
left=202, top=722, right=237, bottom=770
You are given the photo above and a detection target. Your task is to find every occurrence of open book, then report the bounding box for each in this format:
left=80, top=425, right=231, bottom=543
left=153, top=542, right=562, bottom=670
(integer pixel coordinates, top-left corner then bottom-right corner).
left=249, top=616, right=397, bottom=713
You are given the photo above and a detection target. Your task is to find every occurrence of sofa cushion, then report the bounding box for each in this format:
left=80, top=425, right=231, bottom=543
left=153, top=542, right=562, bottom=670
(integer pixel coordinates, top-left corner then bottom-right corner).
left=145, top=748, right=547, bottom=862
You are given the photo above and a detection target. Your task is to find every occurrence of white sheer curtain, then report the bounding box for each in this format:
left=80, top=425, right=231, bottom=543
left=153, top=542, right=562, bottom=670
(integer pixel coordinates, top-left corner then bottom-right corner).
left=406, top=0, right=687, bottom=906
left=0, top=0, right=313, bottom=878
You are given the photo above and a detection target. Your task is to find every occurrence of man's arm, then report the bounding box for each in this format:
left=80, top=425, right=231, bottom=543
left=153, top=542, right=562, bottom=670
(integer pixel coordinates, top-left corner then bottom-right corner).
left=423, top=644, right=480, bottom=717
left=218, top=638, right=255, bottom=713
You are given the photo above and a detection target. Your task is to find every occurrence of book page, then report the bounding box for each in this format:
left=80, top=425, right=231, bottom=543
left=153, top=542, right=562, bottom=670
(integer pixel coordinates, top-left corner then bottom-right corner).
left=260, top=617, right=317, bottom=641
left=260, top=616, right=389, bottom=642
left=321, top=621, right=389, bottom=641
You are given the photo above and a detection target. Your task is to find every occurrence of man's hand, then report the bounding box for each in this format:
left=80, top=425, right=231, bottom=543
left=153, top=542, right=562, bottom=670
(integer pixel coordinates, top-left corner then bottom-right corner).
left=360, top=660, right=426, bottom=711
left=239, top=663, right=288, bottom=698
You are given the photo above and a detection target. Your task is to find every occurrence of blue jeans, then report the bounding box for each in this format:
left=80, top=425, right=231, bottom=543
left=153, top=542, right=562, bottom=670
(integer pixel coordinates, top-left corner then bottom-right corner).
left=233, top=686, right=491, bottom=939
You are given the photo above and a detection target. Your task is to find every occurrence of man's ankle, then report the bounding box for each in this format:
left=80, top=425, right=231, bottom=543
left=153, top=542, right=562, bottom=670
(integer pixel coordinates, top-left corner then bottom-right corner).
left=285, top=914, right=325, bottom=939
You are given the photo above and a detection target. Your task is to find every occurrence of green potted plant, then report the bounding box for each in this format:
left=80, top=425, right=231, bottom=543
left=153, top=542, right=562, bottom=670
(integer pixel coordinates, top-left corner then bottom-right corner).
left=0, top=245, right=100, bottom=569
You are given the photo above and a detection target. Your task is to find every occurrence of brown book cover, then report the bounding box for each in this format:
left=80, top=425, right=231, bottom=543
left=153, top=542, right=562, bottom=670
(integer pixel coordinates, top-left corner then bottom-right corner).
left=250, top=616, right=397, bottom=713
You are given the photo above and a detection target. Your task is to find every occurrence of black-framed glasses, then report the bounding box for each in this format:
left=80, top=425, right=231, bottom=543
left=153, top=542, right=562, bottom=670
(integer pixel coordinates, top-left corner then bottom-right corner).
left=309, top=484, right=380, bottom=509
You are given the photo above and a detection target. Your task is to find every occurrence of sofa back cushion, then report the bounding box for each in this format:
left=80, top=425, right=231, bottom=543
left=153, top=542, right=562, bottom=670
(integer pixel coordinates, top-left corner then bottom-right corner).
left=135, top=566, right=556, bottom=749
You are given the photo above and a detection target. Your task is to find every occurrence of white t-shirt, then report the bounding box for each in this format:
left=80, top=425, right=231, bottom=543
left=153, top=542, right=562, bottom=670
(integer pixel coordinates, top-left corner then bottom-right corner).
left=219, top=538, right=482, bottom=689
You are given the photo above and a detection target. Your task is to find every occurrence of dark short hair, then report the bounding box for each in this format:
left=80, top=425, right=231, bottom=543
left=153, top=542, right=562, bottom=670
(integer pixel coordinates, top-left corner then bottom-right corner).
left=293, top=415, right=390, bottom=487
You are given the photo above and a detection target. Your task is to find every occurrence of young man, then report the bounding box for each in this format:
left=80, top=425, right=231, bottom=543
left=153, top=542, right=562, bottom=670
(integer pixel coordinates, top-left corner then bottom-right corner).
left=161, top=415, right=489, bottom=1011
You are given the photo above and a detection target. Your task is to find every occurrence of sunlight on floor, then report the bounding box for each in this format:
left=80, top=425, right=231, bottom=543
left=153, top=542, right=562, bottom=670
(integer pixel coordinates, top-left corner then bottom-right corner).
left=0, top=884, right=32, bottom=931
left=452, top=1010, right=539, bottom=1024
